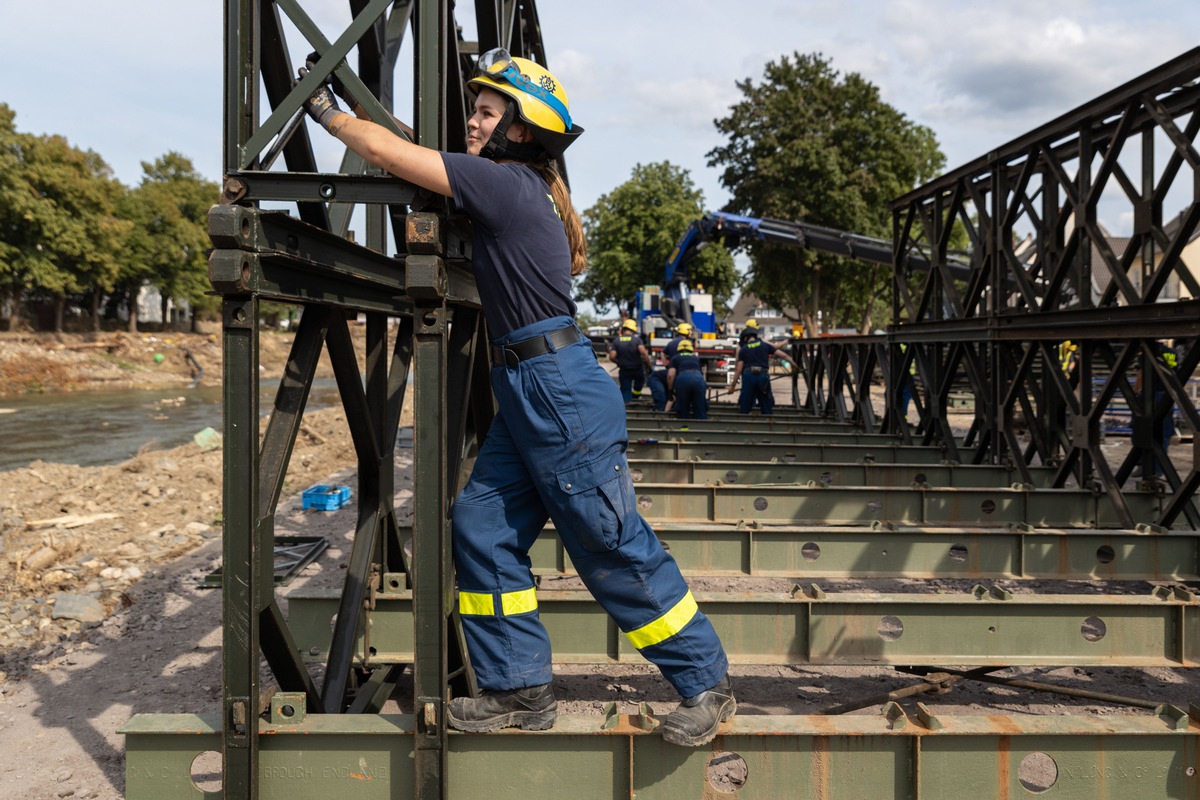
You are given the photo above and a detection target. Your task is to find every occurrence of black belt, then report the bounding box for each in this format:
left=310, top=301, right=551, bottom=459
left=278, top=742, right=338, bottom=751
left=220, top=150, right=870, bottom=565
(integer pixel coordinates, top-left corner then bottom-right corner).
left=749, top=365, right=766, bottom=374
left=491, top=325, right=578, bottom=368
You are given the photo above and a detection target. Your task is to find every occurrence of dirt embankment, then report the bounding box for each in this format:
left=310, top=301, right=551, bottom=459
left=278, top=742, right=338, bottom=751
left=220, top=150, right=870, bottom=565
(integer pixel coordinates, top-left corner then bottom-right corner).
left=0, top=329, right=385, bottom=670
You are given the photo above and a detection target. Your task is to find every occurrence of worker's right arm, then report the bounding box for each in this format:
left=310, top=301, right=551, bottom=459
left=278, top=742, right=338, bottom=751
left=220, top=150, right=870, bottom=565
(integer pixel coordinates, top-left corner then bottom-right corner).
left=302, top=70, right=450, bottom=196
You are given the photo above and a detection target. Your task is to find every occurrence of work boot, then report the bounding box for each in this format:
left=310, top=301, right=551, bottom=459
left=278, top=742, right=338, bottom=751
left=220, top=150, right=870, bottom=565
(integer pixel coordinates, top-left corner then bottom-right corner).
left=447, top=683, right=557, bottom=732
left=661, top=674, right=736, bottom=746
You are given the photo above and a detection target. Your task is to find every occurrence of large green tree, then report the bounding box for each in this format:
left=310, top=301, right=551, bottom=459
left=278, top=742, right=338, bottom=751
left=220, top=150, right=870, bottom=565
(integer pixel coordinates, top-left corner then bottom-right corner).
left=577, top=161, right=738, bottom=317
left=119, top=152, right=220, bottom=331
left=0, top=105, right=129, bottom=331
left=707, top=53, right=945, bottom=333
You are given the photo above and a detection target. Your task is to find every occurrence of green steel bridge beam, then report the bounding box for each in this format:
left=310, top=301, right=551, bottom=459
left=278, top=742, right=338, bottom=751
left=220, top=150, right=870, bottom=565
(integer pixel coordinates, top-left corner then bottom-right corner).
left=124, top=705, right=1200, bottom=800
left=285, top=584, right=1200, bottom=669
left=622, top=481, right=1168, bottom=528
left=520, top=521, right=1200, bottom=581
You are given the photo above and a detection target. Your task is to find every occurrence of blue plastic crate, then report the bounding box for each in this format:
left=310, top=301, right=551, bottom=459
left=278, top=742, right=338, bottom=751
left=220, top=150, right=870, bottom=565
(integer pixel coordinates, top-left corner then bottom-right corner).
left=302, top=484, right=351, bottom=511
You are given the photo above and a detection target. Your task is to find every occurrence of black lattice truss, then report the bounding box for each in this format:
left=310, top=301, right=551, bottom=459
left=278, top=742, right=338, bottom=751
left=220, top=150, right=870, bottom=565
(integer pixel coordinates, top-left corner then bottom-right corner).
left=212, top=3, right=558, bottom=796
left=888, top=48, right=1200, bottom=530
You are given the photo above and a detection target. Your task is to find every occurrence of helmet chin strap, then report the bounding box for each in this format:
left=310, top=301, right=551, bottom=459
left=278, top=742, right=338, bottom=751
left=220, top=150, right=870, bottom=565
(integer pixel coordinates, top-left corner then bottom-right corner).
left=479, top=100, right=547, bottom=162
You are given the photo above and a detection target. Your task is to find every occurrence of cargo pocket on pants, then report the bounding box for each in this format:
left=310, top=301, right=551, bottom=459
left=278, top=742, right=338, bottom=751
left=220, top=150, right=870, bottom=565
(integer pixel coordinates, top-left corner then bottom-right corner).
left=556, top=454, right=636, bottom=554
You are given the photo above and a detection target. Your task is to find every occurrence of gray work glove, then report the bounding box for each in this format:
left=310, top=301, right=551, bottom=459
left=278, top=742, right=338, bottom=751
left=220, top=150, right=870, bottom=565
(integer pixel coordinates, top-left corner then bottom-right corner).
left=306, top=51, right=358, bottom=109
left=297, top=67, right=344, bottom=133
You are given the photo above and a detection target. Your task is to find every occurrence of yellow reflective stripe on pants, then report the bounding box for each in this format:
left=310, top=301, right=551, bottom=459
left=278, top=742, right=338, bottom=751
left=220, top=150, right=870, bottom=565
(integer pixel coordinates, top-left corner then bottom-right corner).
left=501, top=587, right=538, bottom=616
left=624, top=591, right=699, bottom=650
left=458, top=591, right=495, bottom=616
left=458, top=588, right=538, bottom=617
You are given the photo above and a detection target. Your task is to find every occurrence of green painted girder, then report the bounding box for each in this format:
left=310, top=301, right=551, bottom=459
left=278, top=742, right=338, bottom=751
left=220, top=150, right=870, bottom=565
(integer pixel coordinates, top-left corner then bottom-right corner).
left=626, top=482, right=1166, bottom=528
left=285, top=585, right=1200, bottom=668
left=624, top=416, right=862, bottom=433
left=122, top=707, right=1200, bottom=800
left=625, top=406, right=822, bottom=420
left=627, top=459, right=1058, bottom=488
left=626, top=426, right=908, bottom=445
left=625, top=439, right=956, bottom=464
left=522, top=522, right=1200, bottom=581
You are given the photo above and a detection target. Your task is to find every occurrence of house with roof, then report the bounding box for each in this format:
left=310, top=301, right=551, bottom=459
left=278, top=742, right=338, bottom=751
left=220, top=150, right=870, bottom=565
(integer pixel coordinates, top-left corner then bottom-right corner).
left=724, top=293, right=803, bottom=341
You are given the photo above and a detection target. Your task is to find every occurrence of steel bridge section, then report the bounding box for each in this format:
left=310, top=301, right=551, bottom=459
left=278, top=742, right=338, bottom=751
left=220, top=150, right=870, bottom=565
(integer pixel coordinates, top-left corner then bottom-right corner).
left=886, top=48, right=1200, bottom=531
left=121, top=7, right=1200, bottom=798
left=125, top=709, right=1200, bottom=800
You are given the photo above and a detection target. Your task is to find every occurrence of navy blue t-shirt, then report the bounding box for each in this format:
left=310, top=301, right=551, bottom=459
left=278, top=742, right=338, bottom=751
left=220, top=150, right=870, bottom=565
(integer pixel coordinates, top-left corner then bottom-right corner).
left=441, top=153, right=577, bottom=337
left=737, top=338, right=776, bottom=369
left=610, top=333, right=646, bottom=371
left=669, top=353, right=703, bottom=373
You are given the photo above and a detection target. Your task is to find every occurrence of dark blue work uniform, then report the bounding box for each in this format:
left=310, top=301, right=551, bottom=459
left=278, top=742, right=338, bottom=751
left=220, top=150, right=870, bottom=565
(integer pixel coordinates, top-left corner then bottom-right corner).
left=736, top=336, right=778, bottom=415
left=669, top=352, right=708, bottom=419
left=442, top=153, right=727, bottom=698
left=610, top=332, right=647, bottom=403
left=646, top=367, right=669, bottom=411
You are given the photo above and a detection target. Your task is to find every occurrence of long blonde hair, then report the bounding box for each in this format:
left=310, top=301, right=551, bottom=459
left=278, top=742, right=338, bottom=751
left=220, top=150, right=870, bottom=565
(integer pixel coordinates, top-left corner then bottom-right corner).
left=529, top=160, right=587, bottom=276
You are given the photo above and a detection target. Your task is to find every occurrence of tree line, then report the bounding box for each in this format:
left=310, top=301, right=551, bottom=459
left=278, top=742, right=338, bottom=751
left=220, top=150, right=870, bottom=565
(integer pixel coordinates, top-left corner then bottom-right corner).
left=1, top=51, right=947, bottom=336
left=0, top=103, right=218, bottom=333
left=578, top=52, right=948, bottom=335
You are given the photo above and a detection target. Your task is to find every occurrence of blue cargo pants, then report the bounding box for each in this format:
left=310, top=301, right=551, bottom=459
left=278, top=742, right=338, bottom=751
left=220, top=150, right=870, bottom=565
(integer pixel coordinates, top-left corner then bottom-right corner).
left=738, top=369, right=774, bottom=414
left=450, top=316, right=728, bottom=698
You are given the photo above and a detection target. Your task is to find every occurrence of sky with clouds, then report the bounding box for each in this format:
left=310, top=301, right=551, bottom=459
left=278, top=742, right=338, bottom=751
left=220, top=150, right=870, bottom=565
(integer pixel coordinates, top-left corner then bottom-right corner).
left=2, top=0, right=1197, bottom=237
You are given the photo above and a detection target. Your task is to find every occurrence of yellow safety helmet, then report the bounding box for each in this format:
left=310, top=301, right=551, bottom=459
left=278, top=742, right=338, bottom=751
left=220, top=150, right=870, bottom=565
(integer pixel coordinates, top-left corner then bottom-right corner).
left=745, top=319, right=759, bottom=330
left=469, top=48, right=583, bottom=158
left=622, top=318, right=638, bottom=331
left=676, top=323, right=693, bottom=336
left=677, top=339, right=695, bottom=353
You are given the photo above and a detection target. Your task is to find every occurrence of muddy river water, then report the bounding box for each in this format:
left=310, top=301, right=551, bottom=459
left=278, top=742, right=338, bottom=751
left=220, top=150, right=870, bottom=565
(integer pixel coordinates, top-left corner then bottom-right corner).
left=0, top=380, right=342, bottom=472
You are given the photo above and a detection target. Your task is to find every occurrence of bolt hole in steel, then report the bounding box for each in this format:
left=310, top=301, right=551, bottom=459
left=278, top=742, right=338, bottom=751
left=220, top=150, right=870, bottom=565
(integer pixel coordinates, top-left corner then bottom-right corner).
left=725, top=470, right=739, bottom=483
left=319, top=182, right=336, bottom=199
left=240, top=217, right=251, bottom=237
left=949, top=543, right=968, bottom=562
left=280, top=704, right=295, bottom=718
left=369, top=647, right=378, bottom=656
left=914, top=472, right=927, bottom=484
left=1096, top=544, right=1115, bottom=564
left=388, top=577, right=402, bottom=591
left=1188, top=767, right=1197, bottom=777
left=1018, top=751, right=1058, bottom=792
left=190, top=750, right=222, bottom=794
left=801, top=542, right=821, bottom=562
left=630, top=468, right=643, bottom=482
left=1081, top=616, right=1107, bottom=642
left=819, top=471, right=833, bottom=484
left=706, top=752, right=748, bottom=793
left=877, top=615, right=904, bottom=641
left=232, top=306, right=247, bottom=323
left=987, top=626, right=997, bottom=633
left=980, top=498, right=996, bottom=515
left=703, top=451, right=717, bottom=461
left=638, top=495, right=653, bottom=511
left=423, top=311, right=438, bottom=326
left=753, top=496, right=768, bottom=511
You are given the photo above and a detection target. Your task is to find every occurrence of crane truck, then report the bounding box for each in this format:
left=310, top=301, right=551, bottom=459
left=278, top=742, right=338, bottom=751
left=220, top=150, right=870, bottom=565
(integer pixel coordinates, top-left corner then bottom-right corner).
left=630, top=211, right=968, bottom=387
